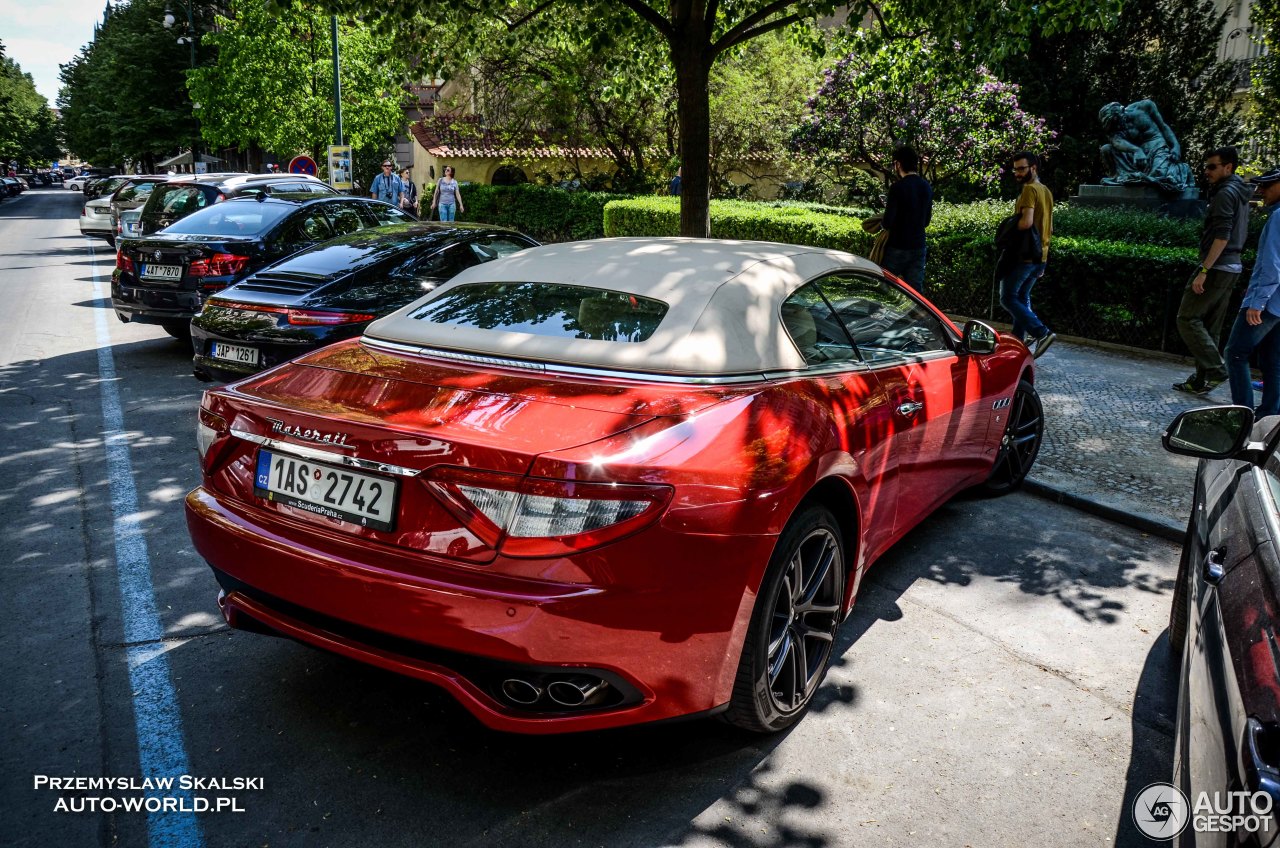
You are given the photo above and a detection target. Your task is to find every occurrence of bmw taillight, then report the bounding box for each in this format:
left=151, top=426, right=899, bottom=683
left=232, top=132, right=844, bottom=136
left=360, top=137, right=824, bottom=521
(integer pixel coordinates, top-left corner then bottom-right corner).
left=189, top=253, right=250, bottom=278
left=426, top=467, right=671, bottom=557
left=116, top=249, right=135, bottom=275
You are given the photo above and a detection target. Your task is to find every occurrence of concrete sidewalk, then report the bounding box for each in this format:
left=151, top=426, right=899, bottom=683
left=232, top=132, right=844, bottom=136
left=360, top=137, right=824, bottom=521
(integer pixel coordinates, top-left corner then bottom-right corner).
left=1026, top=336, right=1211, bottom=539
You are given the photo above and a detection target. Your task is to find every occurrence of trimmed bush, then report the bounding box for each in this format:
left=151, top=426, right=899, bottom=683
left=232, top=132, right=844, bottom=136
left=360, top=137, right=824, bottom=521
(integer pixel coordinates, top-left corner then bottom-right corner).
left=461, top=184, right=629, bottom=243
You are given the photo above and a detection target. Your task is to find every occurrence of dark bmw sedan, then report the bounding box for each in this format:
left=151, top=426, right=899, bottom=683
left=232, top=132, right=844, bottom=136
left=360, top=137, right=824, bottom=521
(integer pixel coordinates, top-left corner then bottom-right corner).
left=112, top=194, right=414, bottom=338
left=1164, top=406, right=1280, bottom=846
left=191, top=223, right=538, bottom=382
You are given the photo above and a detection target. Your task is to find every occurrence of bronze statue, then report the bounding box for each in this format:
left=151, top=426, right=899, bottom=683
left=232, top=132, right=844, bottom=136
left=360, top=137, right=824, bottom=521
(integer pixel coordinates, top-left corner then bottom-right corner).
left=1098, top=100, right=1194, bottom=193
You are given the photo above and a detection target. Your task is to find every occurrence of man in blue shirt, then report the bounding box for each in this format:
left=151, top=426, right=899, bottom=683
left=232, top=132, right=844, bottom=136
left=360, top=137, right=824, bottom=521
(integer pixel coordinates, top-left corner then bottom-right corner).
left=369, top=160, right=405, bottom=206
left=1224, top=168, right=1280, bottom=414
left=880, top=146, right=933, bottom=293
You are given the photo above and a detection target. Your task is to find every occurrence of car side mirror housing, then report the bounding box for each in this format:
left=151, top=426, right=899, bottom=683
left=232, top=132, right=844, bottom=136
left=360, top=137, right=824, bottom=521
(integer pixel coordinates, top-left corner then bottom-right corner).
left=1163, top=405, right=1255, bottom=459
left=963, top=320, right=998, bottom=355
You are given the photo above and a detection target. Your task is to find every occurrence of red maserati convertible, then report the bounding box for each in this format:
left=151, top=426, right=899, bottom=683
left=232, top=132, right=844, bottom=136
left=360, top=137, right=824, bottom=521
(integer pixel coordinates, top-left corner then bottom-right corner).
left=186, top=238, right=1041, bottom=734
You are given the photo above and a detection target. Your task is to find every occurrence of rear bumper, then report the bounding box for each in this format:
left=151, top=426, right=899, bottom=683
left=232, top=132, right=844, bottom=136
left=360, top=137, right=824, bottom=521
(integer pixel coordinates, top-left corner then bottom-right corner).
left=112, top=277, right=202, bottom=325
left=185, top=485, right=772, bottom=733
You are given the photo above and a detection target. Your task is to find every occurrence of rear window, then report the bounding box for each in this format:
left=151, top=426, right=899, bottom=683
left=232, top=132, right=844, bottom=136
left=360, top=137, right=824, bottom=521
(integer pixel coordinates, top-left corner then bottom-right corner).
left=113, top=181, right=158, bottom=203
left=150, top=184, right=216, bottom=216
left=408, top=283, right=668, bottom=343
left=160, top=202, right=293, bottom=236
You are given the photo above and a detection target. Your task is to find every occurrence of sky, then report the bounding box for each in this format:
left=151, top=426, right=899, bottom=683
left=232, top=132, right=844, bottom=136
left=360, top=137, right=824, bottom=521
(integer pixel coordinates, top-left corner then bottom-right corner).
left=1, top=0, right=110, bottom=104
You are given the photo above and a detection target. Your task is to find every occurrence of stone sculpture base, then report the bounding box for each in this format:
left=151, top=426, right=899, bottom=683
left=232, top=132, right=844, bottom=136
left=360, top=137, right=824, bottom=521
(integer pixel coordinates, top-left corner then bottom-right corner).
left=1070, top=184, right=1204, bottom=219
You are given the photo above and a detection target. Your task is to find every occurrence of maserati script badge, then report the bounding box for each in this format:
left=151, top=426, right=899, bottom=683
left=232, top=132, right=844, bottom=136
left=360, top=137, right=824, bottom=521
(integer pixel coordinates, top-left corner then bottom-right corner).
left=266, top=418, right=351, bottom=446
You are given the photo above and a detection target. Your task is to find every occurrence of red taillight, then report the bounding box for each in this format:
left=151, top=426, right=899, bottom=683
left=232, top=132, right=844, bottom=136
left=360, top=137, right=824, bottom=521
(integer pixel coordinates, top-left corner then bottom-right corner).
left=207, top=300, right=374, bottom=326
left=425, top=467, right=672, bottom=557
left=116, top=249, right=135, bottom=275
left=214, top=192, right=226, bottom=203
left=189, top=252, right=250, bottom=278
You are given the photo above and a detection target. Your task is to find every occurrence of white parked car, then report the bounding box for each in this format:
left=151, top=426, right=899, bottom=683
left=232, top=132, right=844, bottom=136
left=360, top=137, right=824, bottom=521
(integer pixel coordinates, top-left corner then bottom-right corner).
left=65, top=175, right=89, bottom=191
left=80, top=196, right=116, bottom=243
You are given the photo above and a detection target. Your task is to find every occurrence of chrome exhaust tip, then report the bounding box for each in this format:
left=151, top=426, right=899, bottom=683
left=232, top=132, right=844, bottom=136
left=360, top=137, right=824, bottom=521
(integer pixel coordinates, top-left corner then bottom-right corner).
left=546, top=677, right=608, bottom=707
left=499, top=678, right=542, bottom=705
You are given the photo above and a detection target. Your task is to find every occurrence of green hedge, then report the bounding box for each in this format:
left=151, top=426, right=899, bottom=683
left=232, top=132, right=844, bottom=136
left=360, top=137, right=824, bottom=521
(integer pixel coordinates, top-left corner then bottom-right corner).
left=461, top=184, right=629, bottom=243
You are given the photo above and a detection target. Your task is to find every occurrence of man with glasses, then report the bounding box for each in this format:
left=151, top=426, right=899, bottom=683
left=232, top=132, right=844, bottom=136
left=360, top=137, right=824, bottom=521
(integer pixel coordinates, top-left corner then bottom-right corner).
left=996, top=151, right=1056, bottom=358
left=1173, top=146, right=1252, bottom=395
left=369, top=160, right=406, bottom=207
left=1224, top=168, right=1280, bottom=413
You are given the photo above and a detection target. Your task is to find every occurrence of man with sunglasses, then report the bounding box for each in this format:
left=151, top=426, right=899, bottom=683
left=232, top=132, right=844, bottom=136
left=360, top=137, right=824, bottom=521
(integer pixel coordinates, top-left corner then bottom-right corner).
left=1173, top=146, right=1252, bottom=395
left=369, top=160, right=406, bottom=207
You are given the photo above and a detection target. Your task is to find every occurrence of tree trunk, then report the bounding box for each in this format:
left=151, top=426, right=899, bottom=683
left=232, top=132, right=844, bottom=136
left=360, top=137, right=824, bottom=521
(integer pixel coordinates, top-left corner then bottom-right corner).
left=671, top=26, right=712, bottom=238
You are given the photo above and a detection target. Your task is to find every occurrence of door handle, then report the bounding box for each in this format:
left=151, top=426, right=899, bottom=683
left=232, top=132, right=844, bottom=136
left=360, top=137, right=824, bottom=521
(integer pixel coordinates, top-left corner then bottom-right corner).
left=1203, top=548, right=1226, bottom=585
left=896, top=401, right=923, bottom=417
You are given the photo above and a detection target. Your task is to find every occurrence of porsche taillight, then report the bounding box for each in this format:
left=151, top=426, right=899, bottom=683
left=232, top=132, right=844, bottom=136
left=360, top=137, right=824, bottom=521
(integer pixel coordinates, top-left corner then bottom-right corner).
left=116, top=249, right=135, bottom=275
left=206, top=300, right=374, bottom=325
left=426, top=467, right=671, bottom=557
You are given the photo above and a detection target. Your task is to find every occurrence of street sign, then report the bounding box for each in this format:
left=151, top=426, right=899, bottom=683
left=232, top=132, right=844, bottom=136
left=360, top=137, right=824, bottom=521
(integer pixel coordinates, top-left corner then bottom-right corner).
left=288, top=155, right=318, bottom=176
left=327, top=145, right=352, bottom=191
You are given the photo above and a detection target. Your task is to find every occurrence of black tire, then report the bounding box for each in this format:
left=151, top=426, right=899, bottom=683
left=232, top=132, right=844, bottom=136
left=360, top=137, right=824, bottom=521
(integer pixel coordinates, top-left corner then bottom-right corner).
left=722, top=504, right=846, bottom=733
left=980, top=378, right=1043, bottom=495
left=1168, top=510, right=1196, bottom=663
left=162, top=320, right=191, bottom=341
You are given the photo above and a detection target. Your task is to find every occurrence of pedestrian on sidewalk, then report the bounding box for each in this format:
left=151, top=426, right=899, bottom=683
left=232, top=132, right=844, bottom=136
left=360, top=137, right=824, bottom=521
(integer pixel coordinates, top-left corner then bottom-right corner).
left=996, top=151, right=1056, bottom=358
left=370, top=160, right=406, bottom=207
left=1224, top=168, right=1280, bottom=414
left=399, top=167, right=419, bottom=215
left=1173, top=146, right=1252, bottom=395
left=669, top=166, right=682, bottom=197
left=431, top=166, right=464, bottom=222
left=880, top=145, right=933, bottom=293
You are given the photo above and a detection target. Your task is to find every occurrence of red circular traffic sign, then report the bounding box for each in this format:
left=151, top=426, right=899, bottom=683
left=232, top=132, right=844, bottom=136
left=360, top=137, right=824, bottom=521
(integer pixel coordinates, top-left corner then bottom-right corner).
left=287, top=155, right=318, bottom=176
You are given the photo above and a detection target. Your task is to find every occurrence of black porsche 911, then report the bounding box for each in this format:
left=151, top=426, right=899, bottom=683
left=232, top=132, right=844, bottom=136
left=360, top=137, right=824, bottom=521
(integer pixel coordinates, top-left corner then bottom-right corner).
left=1163, top=405, right=1280, bottom=846
left=112, top=193, right=414, bottom=339
left=190, top=223, right=539, bottom=382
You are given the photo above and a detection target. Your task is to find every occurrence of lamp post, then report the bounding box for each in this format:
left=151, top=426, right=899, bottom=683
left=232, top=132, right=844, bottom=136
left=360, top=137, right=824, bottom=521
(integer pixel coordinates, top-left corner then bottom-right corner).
left=163, top=2, right=201, bottom=173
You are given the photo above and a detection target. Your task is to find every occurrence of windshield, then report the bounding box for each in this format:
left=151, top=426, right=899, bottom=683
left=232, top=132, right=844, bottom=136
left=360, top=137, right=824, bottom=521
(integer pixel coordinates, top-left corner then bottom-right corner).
left=160, top=201, right=294, bottom=236
left=408, top=282, right=668, bottom=343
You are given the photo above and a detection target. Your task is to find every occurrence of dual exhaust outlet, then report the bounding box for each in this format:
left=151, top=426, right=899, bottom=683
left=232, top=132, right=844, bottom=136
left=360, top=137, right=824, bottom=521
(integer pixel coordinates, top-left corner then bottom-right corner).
left=500, top=675, right=609, bottom=709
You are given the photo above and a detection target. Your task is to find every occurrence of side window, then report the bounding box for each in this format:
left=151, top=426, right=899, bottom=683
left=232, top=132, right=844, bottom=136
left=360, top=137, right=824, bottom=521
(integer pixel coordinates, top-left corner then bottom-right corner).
left=780, top=284, right=859, bottom=366
left=277, top=210, right=333, bottom=252
left=471, top=236, right=532, bottom=263
left=325, top=203, right=365, bottom=236
left=403, top=245, right=479, bottom=281
left=814, top=272, right=951, bottom=363
left=364, top=202, right=413, bottom=226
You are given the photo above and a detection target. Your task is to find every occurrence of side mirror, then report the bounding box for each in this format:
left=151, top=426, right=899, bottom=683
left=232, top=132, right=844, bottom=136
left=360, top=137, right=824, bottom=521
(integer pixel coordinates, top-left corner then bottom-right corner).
left=1163, top=405, right=1255, bottom=458
left=963, top=320, right=998, bottom=355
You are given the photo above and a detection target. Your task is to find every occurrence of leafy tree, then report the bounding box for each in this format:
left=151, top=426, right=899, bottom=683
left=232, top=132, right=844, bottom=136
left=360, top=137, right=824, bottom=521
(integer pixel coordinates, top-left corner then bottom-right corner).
left=188, top=0, right=407, bottom=168
left=996, top=0, right=1242, bottom=199
left=1249, top=0, right=1280, bottom=155
left=329, top=0, right=1119, bottom=237
left=0, top=41, right=60, bottom=167
left=792, top=37, right=1053, bottom=199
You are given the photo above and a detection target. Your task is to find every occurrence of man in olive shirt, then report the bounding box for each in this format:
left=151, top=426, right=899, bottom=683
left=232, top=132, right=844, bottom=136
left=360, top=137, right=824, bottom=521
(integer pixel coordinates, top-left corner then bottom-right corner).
left=997, top=151, right=1055, bottom=358
left=1173, top=146, right=1252, bottom=395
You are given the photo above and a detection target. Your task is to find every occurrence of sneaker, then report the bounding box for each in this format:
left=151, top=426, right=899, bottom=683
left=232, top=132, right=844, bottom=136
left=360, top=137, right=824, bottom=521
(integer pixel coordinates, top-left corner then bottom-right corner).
left=1031, top=331, right=1056, bottom=359
left=1172, top=379, right=1211, bottom=395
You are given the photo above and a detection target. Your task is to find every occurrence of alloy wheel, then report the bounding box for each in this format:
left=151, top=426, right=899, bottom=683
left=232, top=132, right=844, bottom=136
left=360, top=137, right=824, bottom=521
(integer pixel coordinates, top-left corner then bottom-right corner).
left=765, top=527, right=842, bottom=713
left=985, top=380, right=1043, bottom=493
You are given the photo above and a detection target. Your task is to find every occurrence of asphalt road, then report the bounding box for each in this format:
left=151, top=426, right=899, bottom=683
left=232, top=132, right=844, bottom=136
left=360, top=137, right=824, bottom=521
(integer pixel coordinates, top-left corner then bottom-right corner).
left=1, top=188, right=1181, bottom=848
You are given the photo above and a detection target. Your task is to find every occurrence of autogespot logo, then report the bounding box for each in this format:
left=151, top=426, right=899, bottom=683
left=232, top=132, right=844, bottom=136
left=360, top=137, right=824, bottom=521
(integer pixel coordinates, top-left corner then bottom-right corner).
left=1133, top=782, right=1190, bottom=840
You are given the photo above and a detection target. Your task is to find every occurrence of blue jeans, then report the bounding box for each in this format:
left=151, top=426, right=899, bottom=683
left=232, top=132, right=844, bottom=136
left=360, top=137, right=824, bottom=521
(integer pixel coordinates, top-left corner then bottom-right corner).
left=438, top=203, right=456, bottom=222
left=882, top=246, right=927, bottom=293
left=1225, top=310, right=1280, bottom=415
left=998, top=261, right=1048, bottom=341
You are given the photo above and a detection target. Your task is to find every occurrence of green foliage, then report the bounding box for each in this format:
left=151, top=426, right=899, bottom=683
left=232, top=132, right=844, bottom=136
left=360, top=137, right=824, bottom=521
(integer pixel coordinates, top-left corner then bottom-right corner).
left=188, top=0, right=406, bottom=165
left=57, top=0, right=201, bottom=168
left=465, top=184, right=630, bottom=242
left=1249, top=0, right=1280, bottom=155
left=995, top=0, right=1242, bottom=199
left=0, top=43, right=59, bottom=167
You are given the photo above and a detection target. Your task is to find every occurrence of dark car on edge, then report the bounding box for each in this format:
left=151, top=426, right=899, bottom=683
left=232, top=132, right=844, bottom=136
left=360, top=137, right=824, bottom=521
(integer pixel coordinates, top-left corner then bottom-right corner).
left=191, top=223, right=538, bottom=382
left=1164, top=405, right=1280, bottom=846
left=136, top=173, right=336, bottom=237
left=112, top=194, right=415, bottom=339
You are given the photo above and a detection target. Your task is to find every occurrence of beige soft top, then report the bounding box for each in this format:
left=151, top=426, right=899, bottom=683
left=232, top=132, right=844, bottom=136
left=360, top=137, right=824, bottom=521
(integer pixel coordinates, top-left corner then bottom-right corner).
left=364, top=237, right=881, bottom=376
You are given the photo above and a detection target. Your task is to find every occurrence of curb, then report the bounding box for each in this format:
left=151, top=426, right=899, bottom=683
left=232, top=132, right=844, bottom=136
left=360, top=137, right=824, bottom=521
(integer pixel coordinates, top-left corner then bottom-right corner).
left=1023, top=477, right=1186, bottom=543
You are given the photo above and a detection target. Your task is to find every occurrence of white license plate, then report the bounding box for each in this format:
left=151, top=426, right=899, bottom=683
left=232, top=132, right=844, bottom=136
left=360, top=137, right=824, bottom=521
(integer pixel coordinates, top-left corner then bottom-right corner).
left=211, top=342, right=258, bottom=365
left=140, top=263, right=182, bottom=281
left=126, top=222, right=141, bottom=235
left=254, top=450, right=397, bottom=532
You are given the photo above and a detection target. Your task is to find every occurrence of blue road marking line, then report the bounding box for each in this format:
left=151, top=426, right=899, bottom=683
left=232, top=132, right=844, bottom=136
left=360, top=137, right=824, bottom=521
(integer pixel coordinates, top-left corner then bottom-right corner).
left=90, top=243, right=205, bottom=848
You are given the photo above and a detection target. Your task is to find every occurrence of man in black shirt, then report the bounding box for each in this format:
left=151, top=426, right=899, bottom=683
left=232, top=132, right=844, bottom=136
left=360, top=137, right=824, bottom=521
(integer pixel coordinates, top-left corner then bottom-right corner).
left=880, top=146, right=934, bottom=293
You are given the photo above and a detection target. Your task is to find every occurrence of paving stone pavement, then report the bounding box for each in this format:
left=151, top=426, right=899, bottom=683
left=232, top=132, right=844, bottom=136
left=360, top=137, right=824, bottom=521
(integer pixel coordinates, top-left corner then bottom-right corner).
left=1028, top=337, right=1212, bottom=533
